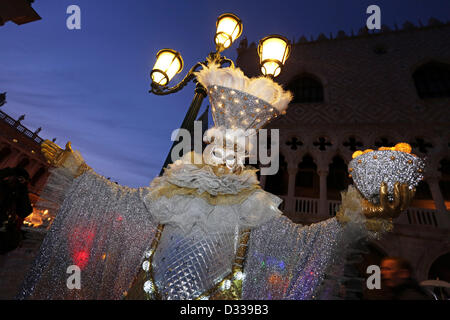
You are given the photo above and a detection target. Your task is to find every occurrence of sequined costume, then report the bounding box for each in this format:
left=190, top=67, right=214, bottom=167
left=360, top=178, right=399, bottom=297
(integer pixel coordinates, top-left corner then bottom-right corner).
left=18, top=59, right=416, bottom=300
left=19, top=164, right=367, bottom=300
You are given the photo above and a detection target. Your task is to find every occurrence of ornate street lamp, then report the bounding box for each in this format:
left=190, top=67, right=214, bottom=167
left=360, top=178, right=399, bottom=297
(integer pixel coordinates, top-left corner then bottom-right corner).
left=150, top=49, right=184, bottom=86
left=214, top=13, right=243, bottom=52
left=258, top=35, right=291, bottom=78
left=150, top=14, right=291, bottom=175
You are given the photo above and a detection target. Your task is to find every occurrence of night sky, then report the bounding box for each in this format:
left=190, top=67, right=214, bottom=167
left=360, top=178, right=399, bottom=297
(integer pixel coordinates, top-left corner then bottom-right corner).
left=1, top=0, right=449, bottom=187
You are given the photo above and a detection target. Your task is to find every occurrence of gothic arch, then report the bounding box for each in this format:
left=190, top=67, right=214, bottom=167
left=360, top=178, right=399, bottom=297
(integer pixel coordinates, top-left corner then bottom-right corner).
left=418, top=243, right=450, bottom=281
left=427, top=252, right=450, bottom=282
left=412, top=60, right=450, bottom=99
left=327, top=155, right=351, bottom=200
left=286, top=73, right=325, bottom=104
left=295, top=154, right=319, bottom=198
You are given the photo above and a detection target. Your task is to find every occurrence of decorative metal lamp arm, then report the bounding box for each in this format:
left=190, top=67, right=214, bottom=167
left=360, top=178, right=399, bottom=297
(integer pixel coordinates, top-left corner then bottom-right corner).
left=150, top=53, right=234, bottom=96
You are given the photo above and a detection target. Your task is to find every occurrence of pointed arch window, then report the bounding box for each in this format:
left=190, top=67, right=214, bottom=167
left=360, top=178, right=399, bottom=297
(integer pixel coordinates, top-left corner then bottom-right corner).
left=413, top=62, right=450, bottom=99
left=287, top=75, right=324, bottom=103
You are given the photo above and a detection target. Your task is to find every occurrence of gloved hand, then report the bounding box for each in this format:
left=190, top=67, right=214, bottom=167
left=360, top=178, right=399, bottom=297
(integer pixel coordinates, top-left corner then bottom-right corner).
left=41, top=140, right=74, bottom=167
left=361, top=182, right=416, bottom=220
left=336, top=182, right=416, bottom=233
left=41, top=140, right=90, bottom=177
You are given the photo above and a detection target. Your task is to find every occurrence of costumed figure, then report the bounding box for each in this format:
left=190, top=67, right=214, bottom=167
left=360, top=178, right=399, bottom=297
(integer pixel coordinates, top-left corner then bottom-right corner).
left=18, top=59, right=424, bottom=300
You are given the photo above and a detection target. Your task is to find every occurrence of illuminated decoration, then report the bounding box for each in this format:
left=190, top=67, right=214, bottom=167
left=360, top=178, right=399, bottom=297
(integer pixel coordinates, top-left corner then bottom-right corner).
left=233, top=271, right=245, bottom=281
left=349, top=143, right=424, bottom=203
left=143, top=280, right=154, bottom=293
left=69, top=227, right=96, bottom=270
left=151, top=49, right=184, bottom=86
left=23, top=209, right=53, bottom=228
left=214, top=13, right=243, bottom=51
left=393, top=142, right=412, bottom=153
left=73, top=250, right=90, bottom=270
left=352, top=142, right=414, bottom=159
left=258, top=35, right=291, bottom=77
left=144, top=249, right=153, bottom=258
left=221, top=279, right=232, bottom=290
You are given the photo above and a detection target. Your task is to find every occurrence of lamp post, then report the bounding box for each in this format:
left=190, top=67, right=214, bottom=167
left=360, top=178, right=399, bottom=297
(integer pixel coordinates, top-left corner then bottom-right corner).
left=149, top=14, right=291, bottom=175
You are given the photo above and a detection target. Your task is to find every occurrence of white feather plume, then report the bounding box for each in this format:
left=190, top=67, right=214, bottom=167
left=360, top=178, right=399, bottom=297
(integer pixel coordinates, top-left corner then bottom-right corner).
left=195, top=60, right=292, bottom=112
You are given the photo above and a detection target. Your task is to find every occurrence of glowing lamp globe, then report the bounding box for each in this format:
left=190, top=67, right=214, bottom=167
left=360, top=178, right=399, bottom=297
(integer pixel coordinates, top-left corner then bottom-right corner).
left=258, top=35, right=291, bottom=77
left=215, top=13, right=243, bottom=51
left=151, top=49, right=184, bottom=86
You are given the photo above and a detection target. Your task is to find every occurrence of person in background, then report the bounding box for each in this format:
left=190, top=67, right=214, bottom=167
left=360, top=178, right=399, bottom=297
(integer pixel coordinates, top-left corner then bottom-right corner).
left=380, top=256, right=431, bottom=300
left=0, top=166, right=33, bottom=254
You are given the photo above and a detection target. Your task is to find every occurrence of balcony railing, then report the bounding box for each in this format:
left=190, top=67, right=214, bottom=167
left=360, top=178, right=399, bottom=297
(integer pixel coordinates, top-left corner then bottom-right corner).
left=295, top=197, right=318, bottom=215
left=398, top=207, right=439, bottom=227
left=287, top=196, right=444, bottom=228
left=0, top=110, right=43, bottom=144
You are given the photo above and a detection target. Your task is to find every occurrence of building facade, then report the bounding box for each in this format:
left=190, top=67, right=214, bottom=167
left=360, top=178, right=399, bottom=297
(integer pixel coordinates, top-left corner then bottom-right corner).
left=237, top=19, right=450, bottom=285
left=0, top=0, right=41, bottom=26
left=0, top=109, right=50, bottom=205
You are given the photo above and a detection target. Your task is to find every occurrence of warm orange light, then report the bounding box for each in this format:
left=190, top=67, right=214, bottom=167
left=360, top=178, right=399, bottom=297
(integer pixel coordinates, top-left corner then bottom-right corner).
left=352, top=151, right=364, bottom=159
left=394, top=142, right=412, bottom=153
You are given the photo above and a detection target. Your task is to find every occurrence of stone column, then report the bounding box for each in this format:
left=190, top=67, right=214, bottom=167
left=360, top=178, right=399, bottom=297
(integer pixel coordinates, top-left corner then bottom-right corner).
left=318, top=169, right=328, bottom=217
left=287, top=167, right=298, bottom=213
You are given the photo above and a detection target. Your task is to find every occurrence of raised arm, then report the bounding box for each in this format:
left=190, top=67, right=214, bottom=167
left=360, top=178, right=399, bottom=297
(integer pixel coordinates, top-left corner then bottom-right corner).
left=41, top=140, right=91, bottom=178
left=243, top=183, right=415, bottom=300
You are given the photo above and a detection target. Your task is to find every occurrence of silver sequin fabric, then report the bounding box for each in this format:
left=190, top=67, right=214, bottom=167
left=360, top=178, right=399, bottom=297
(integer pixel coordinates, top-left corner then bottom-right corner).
left=243, top=216, right=354, bottom=300
left=208, top=85, right=280, bottom=131
left=152, top=224, right=238, bottom=299
left=18, top=171, right=158, bottom=299
left=19, top=171, right=367, bottom=300
left=349, top=151, right=425, bottom=203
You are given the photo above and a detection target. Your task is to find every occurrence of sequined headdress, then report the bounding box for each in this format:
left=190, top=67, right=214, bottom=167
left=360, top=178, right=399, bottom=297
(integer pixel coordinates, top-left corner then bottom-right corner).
left=195, top=59, right=292, bottom=132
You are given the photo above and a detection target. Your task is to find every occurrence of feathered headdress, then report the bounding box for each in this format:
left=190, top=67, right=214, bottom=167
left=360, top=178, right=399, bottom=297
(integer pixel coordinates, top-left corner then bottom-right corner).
left=195, top=58, right=292, bottom=132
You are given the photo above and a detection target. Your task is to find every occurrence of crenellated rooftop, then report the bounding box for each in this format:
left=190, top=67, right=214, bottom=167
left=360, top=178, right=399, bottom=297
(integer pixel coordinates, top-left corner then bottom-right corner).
left=237, top=18, right=450, bottom=53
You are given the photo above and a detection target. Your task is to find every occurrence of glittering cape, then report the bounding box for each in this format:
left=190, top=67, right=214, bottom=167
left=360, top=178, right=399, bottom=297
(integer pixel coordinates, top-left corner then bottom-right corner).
left=129, top=159, right=370, bottom=300
left=33, top=152, right=86, bottom=214
left=18, top=170, right=158, bottom=299
left=243, top=215, right=368, bottom=300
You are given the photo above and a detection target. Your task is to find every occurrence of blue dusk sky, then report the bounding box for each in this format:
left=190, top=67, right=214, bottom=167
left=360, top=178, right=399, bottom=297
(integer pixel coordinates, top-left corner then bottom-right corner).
left=1, top=0, right=449, bottom=187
